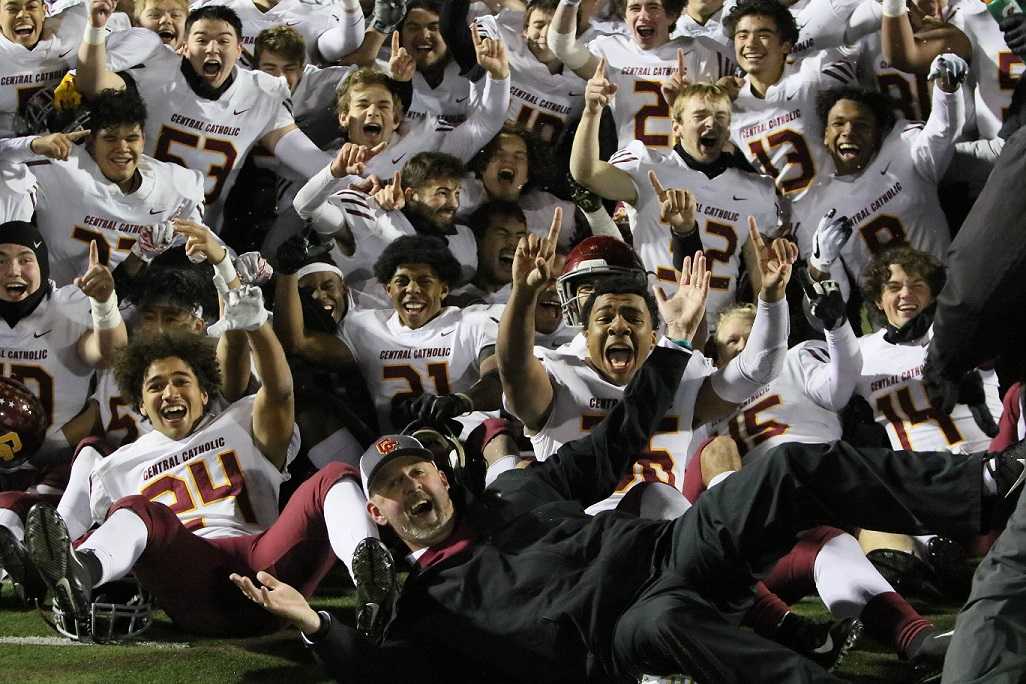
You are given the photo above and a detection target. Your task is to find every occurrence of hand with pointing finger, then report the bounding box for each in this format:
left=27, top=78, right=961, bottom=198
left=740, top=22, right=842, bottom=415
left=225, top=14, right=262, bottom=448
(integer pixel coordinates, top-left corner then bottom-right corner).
left=388, top=30, right=415, bottom=82
left=648, top=170, right=696, bottom=235
left=585, top=57, right=618, bottom=114
left=75, top=240, right=115, bottom=303
left=330, top=142, right=386, bottom=178
left=472, top=23, right=510, bottom=79
left=30, top=130, right=91, bottom=161
left=749, top=216, right=798, bottom=302
left=372, top=171, right=405, bottom=212
left=513, top=207, right=562, bottom=294
left=660, top=47, right=690, bottom=107
left=172, top=219, right=227, bottom=265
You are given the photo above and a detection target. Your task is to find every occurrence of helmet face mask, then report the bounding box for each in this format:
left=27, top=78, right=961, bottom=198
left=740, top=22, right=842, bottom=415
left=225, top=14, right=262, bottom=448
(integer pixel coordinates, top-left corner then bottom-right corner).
left=556, top=237, right=649, bottom=328
left=52, top=576, right=153, bottom=643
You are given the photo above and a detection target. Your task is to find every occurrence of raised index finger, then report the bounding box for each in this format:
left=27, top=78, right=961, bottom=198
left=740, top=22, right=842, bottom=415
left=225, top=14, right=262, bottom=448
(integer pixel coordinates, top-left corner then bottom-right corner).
left=391, top=30, right=400, bottom=53
left=545, top=207, right=562, bottom=249
left=747, top=216, right=765, bottom=251
left=67, top=129, right=92, bottom=141
left=677, top=47, right=686, bottom=76
left=88, top=239, right=99, bottom=267
left=594, top=56, right=607, bottom=80
left=648, top=169, right=667, bottom=198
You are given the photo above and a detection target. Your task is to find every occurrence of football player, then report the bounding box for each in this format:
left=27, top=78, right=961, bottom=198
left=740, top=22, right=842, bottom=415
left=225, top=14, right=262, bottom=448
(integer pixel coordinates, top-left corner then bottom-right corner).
left=449, top=200, right=528, bottom=306
left=75, top=2, right=334, bottom=230
left=498, top=208, right=796, bottom=513
left=725, top=0, right=859, bottom=202
left=4, top=88, right=207, bottom=286
left=132, top=0, right=187, bottom=48
left=0, top=221, right=127, bottom=601
left=791, top=70, right=967, bottom=294
left=549, top=0, right=733, bottom=149
left=572, top=78, right=779, bottom=322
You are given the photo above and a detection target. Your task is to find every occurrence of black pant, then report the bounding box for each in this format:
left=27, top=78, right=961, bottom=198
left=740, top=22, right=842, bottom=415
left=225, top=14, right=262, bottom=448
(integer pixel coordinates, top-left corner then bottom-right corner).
left=610, top=440, right=984, bottom=684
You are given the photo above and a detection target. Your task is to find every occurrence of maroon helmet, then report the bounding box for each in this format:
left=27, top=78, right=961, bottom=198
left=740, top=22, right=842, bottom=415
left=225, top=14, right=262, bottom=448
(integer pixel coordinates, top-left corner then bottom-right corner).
left=0, top=376, right=48, bottom=472
left=556, top=236, right=647, bottom=326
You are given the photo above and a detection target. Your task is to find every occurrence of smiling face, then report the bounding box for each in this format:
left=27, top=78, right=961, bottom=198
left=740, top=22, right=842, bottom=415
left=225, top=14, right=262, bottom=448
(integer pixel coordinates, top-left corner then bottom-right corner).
left=400, top=7, right=447, bottom=70
left=523, top=7, right=556, bottom=62
left=185, top=18, right=242, bottom=88
left=366, top=454, right=455, bottom=552
left=584, top=292, right=657, bottom=385
left=481, top=133, right=529, bottom=202
left=824, top=98, right=881, bottom=175
left=0, top=243, right=40, bottom=302
left=140, top=356, right=209, bottom=440
left=340, top=82, right=401, bottom=147
left=1, top=0, right=44, bottom=47
left=137, top=0, right=186, bottom=47
left=477, top=214, right=528, bottom=289
left=712, top=311, right=754, bottom=368
left=733, top=14, right=790, bottom=80
left=386, top=263, right=448, bottom=329
left=89, top=123, right=144, bottom=189
left=625, top=0, right=676, bottom=50
left=673, top=93, right=731, bottom=163
left=405, top=178, right=461, bottom=231
left=876, top=264, right=934, bottom=328
left=299, top=270, right=348, bottom=323
left=257, top=49, right=303, bottom=92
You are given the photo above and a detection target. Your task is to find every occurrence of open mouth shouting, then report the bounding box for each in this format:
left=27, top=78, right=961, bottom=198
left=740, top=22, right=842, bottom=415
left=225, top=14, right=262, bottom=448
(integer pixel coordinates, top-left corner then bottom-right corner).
left=159, top=402, right=188, bottom=426
left=697, top=131, right=721, bottom=157
left=3, top=280, right=28, bottom=300
left=361, top=119, right=384, bottom=143
left=836, top=141, right=861, bottom=164
left=201, top=57, right=222, bottom=78
left=604, top=341, right=636, bottom=374
left=157, top=26, right=177, bottom=43
left=635, top=24, right=656, bottom=42
left=11, top=19, right=36, bottom=42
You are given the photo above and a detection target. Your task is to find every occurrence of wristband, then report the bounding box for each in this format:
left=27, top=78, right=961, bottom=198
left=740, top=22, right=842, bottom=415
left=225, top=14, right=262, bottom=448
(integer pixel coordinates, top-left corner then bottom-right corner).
left=213, top=252, right=238, bottom=286
left=90, top=292, right=123, bottom=330
left=559, top=0, right=582, bottom=5
left=83, top=23, right=107, bottom=45
left=882, top=0, right=907, bottom=17
left=670, top=338, right=693, bottom=350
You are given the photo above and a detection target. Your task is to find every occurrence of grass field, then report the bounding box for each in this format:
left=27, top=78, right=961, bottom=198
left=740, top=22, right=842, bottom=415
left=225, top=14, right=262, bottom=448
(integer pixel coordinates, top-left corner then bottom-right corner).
left=0, top=568, right=961, bottom=683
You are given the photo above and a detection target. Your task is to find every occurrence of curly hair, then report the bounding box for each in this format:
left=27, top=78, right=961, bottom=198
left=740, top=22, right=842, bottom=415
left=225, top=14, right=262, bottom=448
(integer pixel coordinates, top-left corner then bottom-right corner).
left=130, top=263, right=219, bottom=324
left=816, top=86, right=897, bottom=139
left=373, top=235, right=463, bottom=286
left=114, top=332, right=222, bottom=410
left=724, top=0, right=800, bottom=45
left=581, top=274, right=661, bottom=329
left=86, top=88, right=147, bottom=133
left=185, top=5, right=243, bottom=41
left=861, top=246, right=945, bottom=316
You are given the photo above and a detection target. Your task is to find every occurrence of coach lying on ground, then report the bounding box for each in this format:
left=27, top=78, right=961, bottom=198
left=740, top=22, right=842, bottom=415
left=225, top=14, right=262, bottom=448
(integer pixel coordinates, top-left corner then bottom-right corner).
left=229, top=341, right=1024, bottom=683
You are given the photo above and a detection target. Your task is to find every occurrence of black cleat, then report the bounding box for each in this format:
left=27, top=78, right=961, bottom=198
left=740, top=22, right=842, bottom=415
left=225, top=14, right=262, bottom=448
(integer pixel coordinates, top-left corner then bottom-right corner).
left=905, top=627, right=953, bottom=683
left=776, top=612, right=863, bottom=671
left=352, top=538, right=398, bottom=644
left=925, top=536, right=971, bottom=599
left=0, top=524, right=46, bottom=605
left=25, top=505, right=94, bottom=640
left=984, top=448, right=1026, bottom=529
left=866, top=548, right=938, bottom=598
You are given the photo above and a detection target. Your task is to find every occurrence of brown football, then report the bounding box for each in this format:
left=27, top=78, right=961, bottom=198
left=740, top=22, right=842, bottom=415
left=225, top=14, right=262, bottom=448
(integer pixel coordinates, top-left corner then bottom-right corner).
left=0, top=376, right=48, bottom=471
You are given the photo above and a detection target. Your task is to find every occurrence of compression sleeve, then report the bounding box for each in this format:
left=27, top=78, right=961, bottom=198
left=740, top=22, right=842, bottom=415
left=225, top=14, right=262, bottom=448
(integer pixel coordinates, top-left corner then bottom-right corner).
left=274, top=128, right=335, bottom=179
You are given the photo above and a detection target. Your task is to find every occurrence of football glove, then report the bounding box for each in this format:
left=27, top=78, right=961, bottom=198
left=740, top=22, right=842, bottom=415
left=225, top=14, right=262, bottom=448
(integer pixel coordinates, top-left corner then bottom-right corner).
left=371, top=0, right=407, bottom=33
left=131, top=222, right=177, bottom=262
left=808, top=209, right=853, bottom=273
left=235, top=251, right=274, bottom=286
left=1000, top=14, right=1026, bottom=61
left=799, top=267, right=846, bottom=331
left=207, top=280, right=269, bottom=336
left=276, top=229, right=334, bottom=275
left=922, top=362, right=999, bottom=438
left=927, top=53, right=969, bottom=91
left=391, top=393, right=473, bottom=429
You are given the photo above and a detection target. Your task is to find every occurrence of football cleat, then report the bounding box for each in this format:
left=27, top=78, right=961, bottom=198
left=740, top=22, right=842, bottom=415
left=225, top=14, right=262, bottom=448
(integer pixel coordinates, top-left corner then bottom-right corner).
left=776, top=612, right=862, bottom=672
left=25, top=505, right=95, bottom=640
left=925, top=536, right=971, bottom=600
left=905, top=627, right=953, bottom=684
left=983, top=447, right=1026, bottom=530
left=352, top=537, right=398, bottom=644
left=0, top=524, right=46, bottom=605
left=866, top=548, right=939, bottom=598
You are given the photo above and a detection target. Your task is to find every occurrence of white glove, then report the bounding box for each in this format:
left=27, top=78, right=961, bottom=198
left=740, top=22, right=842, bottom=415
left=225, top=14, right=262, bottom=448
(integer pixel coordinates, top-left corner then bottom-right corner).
left=927, top=53, right=969, bottom=90
left=131, top=222, right=178, bottom=262
left=235, top=251, right=274, bottom=286
left=207, top=279, right=269, bottom=336
left=809, top=209, right=853, bottom=273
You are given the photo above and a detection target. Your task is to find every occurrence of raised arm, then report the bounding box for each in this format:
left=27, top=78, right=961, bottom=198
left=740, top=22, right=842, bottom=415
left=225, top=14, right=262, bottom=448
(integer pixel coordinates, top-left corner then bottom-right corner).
left=570, top=58, right=638, bottom=202
left=910, top=53, right=968, bottom=183
left=76, top=240, right=128, bottom=368
left=76, top=0, right=128, bottom=97
left=497, top=209, right=561, bottom=431
left=880, top=0, right=972, bottom=75
left=799, top=322, right=862, bottom=412
left=547, top=0, right=599, bottom=80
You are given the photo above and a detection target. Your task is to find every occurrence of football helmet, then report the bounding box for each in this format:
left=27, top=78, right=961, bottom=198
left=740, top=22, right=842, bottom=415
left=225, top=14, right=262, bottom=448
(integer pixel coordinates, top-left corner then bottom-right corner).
left=51, top=575, right=154, bottom=643
left=0, top=376, right=48, bottom=473
left=13, top=73, right=89, bottom=136
left=557, top=237, right=647, bottom=327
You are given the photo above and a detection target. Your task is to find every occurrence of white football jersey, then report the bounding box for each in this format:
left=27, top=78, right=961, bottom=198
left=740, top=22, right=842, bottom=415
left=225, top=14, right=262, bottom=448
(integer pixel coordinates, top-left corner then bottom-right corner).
left=953, top=0, right=1023, bottom=139
left=0, top=156, right=35, bottom=223
left=588, top=33, right=734, bottom=149
left=458, top=177, right=577, bottom=248
left=340, top=306, right=498, bottom=432
left=0, top=285, right=95, bottom=439
left=92, top=368, right=150, bottom=448
left=191, top=0, right=346, bottom=66
left=790, top=115, right=954, bottom=286
left=89, top=395, right=297, bottom=538
left=856, top=327, right=1003, bottom=453
left=406, top=60, right=473, bottom=125
left=22, top=147, right=205, bottom=285
left=706, top=341, right=843, bottom=460
left=478, top=11, right=587, bottom=143
left=856, top=33, right=933, bottom=123
left=524, top=345, right=715, bottom=513
left=608, top=140, right=779, bottom=319
left=123, top=48, right=295, bottom=228
left=732, top=51, right=858, bottom=202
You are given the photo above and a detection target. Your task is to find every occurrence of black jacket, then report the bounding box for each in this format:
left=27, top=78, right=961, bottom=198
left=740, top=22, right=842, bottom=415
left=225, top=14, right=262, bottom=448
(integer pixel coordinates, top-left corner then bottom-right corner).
left=313, top=345, right=694, bottom=683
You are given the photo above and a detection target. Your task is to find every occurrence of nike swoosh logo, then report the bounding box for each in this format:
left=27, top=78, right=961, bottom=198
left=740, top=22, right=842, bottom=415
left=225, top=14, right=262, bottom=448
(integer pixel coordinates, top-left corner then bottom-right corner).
left=285, top=21, right=300, bottom=26
left=59, top=49, right=72, bottom=58
left=568, top=92, right=582, bottom=97
left=32, top=241, right=41, bottom=249
left=33, top=330, right=52, bottom=338
left=149, top=208, right=166, bottom=215
left=391, top=154, right=406, bottom=165
left=440, top=329, right=455, bottom=337
left=455, top=96, right=468, bottom=103
left=233, top=108, right=250, bottom=116
left=880, top=162, right=891, bottom=175
left=785, top=92, right=796, bottom=101
left=732, top=195, right=746, bottom=201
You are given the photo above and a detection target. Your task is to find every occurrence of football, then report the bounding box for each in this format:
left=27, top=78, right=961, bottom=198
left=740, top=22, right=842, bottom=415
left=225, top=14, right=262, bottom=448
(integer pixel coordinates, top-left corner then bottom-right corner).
left=0, top=376, right=48, bottom=472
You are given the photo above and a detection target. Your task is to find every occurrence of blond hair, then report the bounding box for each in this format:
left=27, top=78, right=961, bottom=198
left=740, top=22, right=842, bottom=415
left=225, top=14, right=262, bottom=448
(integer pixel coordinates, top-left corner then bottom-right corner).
left=670, top=83, right=732, bottom=123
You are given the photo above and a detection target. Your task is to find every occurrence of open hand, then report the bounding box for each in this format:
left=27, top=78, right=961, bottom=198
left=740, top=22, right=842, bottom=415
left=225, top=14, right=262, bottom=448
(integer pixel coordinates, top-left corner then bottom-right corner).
left=653, top=250, right=710, bottom=342
left=229, top=571, right=321, bottom=635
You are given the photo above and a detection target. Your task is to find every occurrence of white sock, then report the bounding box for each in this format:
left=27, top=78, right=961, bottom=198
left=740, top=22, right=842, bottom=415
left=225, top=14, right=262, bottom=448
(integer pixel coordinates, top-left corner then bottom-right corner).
left=57, top=445, right=104, bottom=541
left=484, top=455, right=518, bottom=487
left=79, top=509, right=148, bottom=587
left=308, top=428, right=364, bottom=470
left=323, top=479, right=378, bottom=577
left=813, top=532, right=895, bottom=619
left=983, top=464, right=998, bottom=495
left=638, top=482, right=692, bottom=520
left=0, top=509, right=24, bottom=541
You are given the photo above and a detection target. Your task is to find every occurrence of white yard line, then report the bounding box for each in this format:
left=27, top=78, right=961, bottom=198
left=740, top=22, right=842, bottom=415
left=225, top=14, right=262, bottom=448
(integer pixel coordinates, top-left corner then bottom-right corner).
left=0, top=636, right=190, bottom=649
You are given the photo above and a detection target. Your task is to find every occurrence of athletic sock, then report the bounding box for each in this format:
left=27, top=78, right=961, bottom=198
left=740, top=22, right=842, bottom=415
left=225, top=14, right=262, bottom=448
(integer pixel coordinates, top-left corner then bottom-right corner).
left=0, top=509, right=24, bottom=541
left=860, top=591, right=932, bottom=659
left=323, top=479, right=378, bottom=577
left=79, top=509, right=149, bottom=587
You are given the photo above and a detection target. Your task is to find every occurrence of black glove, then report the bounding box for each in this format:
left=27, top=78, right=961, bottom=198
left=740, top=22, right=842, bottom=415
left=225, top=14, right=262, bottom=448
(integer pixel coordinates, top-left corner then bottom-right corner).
left=276, top=229, right=333, bottom=275
left=799, top=267, right=846, bottom=331
left=391, top=393, right=473, bottom=430
left=922, top=363, right=999, bottom=438
left=567, top=173, right=603, bottom=213
left=1000, top=14, right=1026, bottom=61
